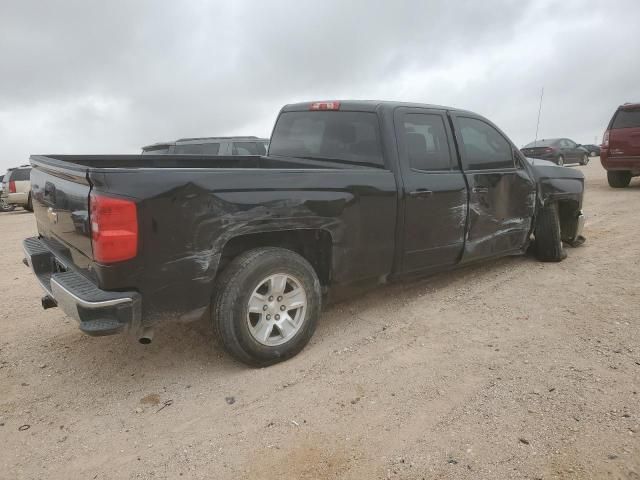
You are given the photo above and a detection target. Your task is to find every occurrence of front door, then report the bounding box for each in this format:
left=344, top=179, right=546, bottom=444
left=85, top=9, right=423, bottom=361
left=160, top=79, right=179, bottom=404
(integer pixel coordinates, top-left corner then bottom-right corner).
left=450, top=114, right=536, bottom=262
left=394, top=108, right=467, bottom=274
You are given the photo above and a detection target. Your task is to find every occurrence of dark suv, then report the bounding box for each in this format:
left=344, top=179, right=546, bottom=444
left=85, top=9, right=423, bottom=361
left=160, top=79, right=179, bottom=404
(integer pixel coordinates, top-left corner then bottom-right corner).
left=601, top=103, right=640, bottom=188
left=142, top=136, right=269, bottom=156
left=521, top=138, right=589, bottom=166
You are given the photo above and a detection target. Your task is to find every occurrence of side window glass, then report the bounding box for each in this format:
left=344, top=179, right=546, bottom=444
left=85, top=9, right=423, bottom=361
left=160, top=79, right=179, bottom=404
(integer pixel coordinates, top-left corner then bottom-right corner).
left=403, top=114, right=452, bottom=171
left=458, top=117, right=514, bottom=170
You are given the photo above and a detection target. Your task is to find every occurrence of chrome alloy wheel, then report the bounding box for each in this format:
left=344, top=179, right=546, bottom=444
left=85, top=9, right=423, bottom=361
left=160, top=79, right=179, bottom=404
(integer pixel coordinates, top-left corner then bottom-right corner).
left=247, top=273, right=307, bottom=346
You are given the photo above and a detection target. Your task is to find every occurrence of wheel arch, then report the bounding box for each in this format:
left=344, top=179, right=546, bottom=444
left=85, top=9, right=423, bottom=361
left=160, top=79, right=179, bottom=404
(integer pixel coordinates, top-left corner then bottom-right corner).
left=217, top=229, right=334, bottom=288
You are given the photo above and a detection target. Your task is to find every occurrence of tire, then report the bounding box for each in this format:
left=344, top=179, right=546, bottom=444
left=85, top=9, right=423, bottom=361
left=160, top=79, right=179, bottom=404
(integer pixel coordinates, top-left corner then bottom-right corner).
left=580, top=154, right=589, bottom=166
left=535, top=202, right=566, bottom=262
left=557, top=155, right=564, bottom=167
left=607, top=171, right=631, bottom=188
left=26, top=194, right=33, bottom=212
left=0, top=198, right=15, bottom=212
left=212, top=247, right=322, bottom=367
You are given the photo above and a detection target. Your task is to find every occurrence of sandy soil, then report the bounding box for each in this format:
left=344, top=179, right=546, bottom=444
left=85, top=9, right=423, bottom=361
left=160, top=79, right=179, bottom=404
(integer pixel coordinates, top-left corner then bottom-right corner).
left=1, top=160, right=638, bottom=480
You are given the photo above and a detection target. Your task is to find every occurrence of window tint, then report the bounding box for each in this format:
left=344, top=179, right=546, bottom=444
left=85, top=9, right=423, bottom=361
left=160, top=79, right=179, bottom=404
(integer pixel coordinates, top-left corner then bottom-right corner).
left=232, top=141, right=267, bottom=155
left=142, top=144, right=172, bottom=155
left=10, top=168, right=31, bottom=181
left=403, top=114, right=452, bottom=171
left=174, top=143, right=220, bottom=155
left=458, top=117, right=514, bottom=170
left=612, top=109, right=640, bottom=129
left=269, top=111, right=384, bottom=167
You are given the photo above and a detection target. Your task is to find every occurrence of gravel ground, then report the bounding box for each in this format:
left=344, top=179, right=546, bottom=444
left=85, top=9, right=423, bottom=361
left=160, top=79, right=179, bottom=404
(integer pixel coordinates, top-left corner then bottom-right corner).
left=1, top=160, right=638, bottom=479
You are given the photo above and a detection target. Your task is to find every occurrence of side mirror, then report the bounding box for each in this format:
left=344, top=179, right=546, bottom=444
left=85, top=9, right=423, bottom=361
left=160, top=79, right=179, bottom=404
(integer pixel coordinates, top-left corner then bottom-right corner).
left=574, top=143, right=581, bottom=148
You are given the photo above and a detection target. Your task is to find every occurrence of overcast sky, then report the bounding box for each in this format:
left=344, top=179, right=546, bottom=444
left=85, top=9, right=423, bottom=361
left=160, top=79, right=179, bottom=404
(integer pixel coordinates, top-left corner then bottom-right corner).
left=1, top=0, right=639, bottom=171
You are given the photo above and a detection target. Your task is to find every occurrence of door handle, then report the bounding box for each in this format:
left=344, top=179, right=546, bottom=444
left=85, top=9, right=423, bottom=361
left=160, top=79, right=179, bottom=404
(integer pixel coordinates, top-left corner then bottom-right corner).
left=472, top=187, right=489, bottom=194
left=409, top=189, right=433, bottom=198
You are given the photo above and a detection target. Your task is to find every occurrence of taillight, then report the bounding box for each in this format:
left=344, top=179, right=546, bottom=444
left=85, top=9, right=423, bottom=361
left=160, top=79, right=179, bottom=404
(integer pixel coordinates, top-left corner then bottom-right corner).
left=90, top=194, right=138, bottom=263
left=602, top=130, right=610, bottom=148
left=310, top=101, right=340, bottom=111
left=9, top=180, right=16, bottom=193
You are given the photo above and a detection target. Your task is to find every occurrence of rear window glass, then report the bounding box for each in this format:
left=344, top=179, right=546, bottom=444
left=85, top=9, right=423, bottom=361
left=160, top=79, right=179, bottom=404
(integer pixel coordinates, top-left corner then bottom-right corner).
left=142, top=144, right=172, bottom=155
left=269, top=111, right=384, bottom=167
left=612, top=109, right=640, bottom=129
left=403, top=114, right=452, bottom=171
left=174, top=143, right=220, bottom=155
left=232, top=142, right=267, bottom=155
left=523, top=139, right=557, bottom=148
left=10, top=168, right=31, bottom=181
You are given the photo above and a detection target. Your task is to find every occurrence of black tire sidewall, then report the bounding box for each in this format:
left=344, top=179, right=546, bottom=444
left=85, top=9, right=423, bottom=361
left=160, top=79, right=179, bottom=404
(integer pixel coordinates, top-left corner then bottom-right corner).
left=220, top=249, right=321, bottom=365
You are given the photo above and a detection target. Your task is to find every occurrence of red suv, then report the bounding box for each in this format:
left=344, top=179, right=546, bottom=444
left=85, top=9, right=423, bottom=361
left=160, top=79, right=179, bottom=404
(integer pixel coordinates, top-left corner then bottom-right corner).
left=601, top=103, right=640, bottom=187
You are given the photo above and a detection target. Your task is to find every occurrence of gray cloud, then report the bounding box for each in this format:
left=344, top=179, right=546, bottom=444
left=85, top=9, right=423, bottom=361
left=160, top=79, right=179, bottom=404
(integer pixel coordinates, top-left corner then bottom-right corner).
left=1, top=0, right=639, bottom=171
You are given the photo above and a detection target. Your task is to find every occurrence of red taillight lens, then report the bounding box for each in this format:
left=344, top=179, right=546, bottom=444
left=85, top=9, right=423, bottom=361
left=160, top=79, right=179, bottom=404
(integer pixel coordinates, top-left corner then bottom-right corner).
left=90, top=194, right=138, bottom=264
left=310, top=101, right=340, bottom=111
left=602, top=130, right=610, bottom=147
left=9, top=180, right=16, bottom=193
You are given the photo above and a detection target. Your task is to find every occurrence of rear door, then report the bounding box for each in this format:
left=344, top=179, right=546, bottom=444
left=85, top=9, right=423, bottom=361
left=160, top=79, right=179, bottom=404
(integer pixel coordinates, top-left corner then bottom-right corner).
left=609, top=106, right=640, bottom=158
left=394, top=107, right=467, bottom=273
left=450, top=113, right=536, bottom=262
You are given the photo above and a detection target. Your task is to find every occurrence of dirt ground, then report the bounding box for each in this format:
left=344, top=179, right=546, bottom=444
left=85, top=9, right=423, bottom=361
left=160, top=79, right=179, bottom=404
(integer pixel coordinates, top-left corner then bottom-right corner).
left=1, top=160, right=638, bottom=480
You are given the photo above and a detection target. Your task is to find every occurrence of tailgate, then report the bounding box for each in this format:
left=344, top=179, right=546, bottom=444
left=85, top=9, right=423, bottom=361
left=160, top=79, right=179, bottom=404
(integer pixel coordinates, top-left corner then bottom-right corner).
left=30, top=159, right=93, bottom=266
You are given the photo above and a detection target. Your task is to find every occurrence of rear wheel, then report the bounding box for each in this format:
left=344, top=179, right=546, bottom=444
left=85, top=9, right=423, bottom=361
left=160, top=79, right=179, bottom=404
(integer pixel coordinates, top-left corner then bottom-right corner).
left=535, top=202, right=566, bottom=262
left=0, top=197, right=15, bottom=212
left=607, top=171, right=631, bottom=188
left=557, top=155, right=564, bottom=166
left=212, top=247, right=321, bottom=367
left=26, top=194, right=33, bottom=212
left=580, top=153, right=589, bottom=166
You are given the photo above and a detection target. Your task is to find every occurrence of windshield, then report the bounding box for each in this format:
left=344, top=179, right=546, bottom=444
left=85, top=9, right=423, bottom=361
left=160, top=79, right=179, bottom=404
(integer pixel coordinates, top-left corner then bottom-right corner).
left=523, top=139, right=557, bottom=148
left=269, top=111, right=384, bottom=167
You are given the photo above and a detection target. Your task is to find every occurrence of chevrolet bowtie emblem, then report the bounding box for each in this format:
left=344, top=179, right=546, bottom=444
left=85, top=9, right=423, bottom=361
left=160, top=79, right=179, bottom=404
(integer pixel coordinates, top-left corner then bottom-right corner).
left=47, top=207, right=58, bottom=224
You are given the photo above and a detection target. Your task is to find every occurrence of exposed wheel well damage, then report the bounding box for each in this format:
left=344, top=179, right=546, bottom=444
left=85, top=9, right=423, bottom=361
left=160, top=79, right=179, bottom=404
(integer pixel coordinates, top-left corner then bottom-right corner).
left=217, top=230, right=333, bottom=287
left=556, top=199, right=581, bottom=242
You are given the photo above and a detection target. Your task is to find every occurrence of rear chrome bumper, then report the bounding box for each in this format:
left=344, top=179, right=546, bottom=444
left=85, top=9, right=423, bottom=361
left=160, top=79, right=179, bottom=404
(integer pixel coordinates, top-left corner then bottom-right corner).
left=22, top=236, right=141, bottom=336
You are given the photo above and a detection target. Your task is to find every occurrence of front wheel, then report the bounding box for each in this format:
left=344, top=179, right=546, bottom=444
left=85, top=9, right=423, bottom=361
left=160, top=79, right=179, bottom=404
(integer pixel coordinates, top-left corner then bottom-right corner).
left=535, top=202, right=566, bottom=262
left=212, top=247, right=321, bottom=367
left=580, top=154, right=589, bottom=166
left=557, top=155, right=564, bottom=167
left=607, top=171, right=631, bottom=188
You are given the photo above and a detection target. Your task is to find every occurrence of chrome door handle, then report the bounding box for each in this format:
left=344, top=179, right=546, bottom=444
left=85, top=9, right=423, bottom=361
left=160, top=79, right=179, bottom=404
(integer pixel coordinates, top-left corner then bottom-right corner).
left=472, top=187, right=489, bottom=193
left=409, top=189, right=433, bottom=198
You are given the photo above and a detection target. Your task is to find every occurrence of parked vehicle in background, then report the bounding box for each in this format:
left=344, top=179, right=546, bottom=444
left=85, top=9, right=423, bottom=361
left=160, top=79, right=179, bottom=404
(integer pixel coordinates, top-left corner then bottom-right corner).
left=521, top=138, right=589, bottom=166
left=581, top=144, right=601, bottom=157
left=2, top=166, right=32, bottom=211
left=142, top=136, right=269, bottom=156
left=0, top=174, right=16, bottom=212
left=601, top=103, right=640, bottom=188
left=23, top=100, right=585, bottom=366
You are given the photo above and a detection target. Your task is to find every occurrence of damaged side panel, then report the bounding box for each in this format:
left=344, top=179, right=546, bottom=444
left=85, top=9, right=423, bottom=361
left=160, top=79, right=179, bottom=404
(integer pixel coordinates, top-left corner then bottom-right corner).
left=461, top=168, right=536, bottom=263
left=89, top=168, right=398, bottom=326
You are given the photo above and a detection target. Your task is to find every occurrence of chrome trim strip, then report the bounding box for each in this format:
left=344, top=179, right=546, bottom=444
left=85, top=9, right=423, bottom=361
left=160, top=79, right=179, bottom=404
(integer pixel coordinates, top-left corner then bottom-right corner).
left=50, top=277, right=132, bottom=309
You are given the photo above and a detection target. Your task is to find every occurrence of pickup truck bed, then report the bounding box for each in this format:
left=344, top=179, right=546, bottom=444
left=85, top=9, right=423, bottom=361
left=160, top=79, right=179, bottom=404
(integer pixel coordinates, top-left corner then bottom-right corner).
left=23, top=100, right=585, bottom=366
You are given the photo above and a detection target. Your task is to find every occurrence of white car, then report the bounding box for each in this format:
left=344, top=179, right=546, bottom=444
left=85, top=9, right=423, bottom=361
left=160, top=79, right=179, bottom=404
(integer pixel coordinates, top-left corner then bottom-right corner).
left=2, top=167, right=32, bottom=211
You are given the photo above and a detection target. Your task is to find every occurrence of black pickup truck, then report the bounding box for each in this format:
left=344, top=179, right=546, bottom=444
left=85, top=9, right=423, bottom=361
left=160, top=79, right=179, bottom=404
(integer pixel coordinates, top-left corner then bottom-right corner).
left=23, top=100, right=585, bottom=366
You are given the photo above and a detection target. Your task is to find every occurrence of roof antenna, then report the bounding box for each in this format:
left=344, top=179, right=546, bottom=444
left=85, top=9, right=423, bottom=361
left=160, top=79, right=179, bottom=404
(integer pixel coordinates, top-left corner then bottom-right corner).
left=534, top=87, right=544, bottom=147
